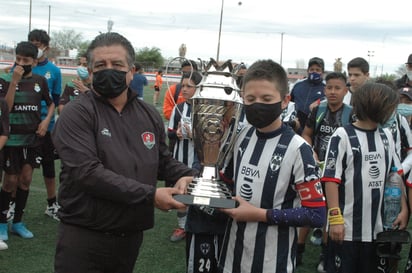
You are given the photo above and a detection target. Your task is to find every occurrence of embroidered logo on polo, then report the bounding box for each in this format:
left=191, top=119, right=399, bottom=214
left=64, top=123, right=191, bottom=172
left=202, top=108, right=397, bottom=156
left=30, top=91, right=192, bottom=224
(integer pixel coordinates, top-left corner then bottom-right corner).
left=142, top=132, right=155, bottom=149
left=101, top=128, right=111, bottom=137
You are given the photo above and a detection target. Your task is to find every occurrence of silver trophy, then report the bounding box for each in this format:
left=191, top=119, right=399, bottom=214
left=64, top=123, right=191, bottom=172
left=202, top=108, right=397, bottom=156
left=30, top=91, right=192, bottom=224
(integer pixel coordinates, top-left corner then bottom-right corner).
left=174, top=59, right=243, bottom=208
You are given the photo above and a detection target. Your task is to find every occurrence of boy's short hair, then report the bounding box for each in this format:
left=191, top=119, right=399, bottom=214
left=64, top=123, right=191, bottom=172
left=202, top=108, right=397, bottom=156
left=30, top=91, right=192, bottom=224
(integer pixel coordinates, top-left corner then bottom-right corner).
left=352, top=83, right=399, bottom=124
left=134, top=62, right=142, bottom=71
left=28, top=29, right=50, bottom=46
left=325, top=72, right=347, bottom=84
left=181, top=71, right=202, bottom=85
left=15, top=41, right=38, bottom=59
left=308, top=57, right=325, bottom=71
left=347, top=57, right=369, bottom=74
left=243, top=59, right=289, bottom=98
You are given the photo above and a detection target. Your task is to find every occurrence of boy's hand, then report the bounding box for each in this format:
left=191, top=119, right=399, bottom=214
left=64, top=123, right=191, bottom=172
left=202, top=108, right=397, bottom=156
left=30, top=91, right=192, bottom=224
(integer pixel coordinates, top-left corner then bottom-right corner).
left=220, top=196, right=266, bottom=222
left=11, top=65, right=24, bottom=82
left=36, top=120, right=48, bottom=137
left=329, top=224, right=345, bottom=242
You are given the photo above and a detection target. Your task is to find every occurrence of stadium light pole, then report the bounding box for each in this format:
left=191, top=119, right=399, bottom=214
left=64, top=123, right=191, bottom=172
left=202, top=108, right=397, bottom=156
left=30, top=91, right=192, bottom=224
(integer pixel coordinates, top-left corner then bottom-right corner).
left=48, top=5, right=51, bottom=35
left=280, top=32, right=285, bottom=66
left=29, top=0, right=32, bottom=32
left=216, top=0, right=224, bottom=63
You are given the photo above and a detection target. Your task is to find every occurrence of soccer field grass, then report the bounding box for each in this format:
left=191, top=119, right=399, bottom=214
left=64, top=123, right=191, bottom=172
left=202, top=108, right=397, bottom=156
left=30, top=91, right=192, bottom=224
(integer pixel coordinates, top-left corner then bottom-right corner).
left=0, top=74, right=412, bottom=272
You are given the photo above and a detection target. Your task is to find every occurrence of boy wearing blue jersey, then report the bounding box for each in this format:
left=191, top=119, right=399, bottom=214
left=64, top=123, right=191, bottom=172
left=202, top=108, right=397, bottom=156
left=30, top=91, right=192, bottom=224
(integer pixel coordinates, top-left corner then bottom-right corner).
left=218, top=59, right=326, bottom=273
left=322, top=83, right=409, bottom=273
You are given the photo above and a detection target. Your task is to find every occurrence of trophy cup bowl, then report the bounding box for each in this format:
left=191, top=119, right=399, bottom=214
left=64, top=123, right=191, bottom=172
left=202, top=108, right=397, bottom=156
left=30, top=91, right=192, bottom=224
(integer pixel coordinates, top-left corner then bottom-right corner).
left=173, top=60, right=243, bottom=208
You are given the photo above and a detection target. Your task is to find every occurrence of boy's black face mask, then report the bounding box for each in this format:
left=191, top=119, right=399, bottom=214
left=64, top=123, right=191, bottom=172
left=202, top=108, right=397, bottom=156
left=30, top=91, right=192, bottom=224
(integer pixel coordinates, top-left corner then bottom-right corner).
left=15, top=63, right=32, bottom=76
left=244, top=101, right=283, bottom=129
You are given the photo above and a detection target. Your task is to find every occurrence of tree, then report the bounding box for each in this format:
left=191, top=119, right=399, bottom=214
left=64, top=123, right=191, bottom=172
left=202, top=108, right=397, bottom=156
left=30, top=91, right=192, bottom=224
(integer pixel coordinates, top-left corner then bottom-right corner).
left=51, top=29, right=84, bottom=51
left=135, top=47, right=164, bottom=71
left=395, top=64, right=407, bottom=78
left=77, top=40, right=91, bottom=58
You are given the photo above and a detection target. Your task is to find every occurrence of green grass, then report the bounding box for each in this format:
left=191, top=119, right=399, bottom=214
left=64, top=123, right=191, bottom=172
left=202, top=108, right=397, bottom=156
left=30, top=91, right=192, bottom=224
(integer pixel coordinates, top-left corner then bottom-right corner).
left=0, top=74, right=412, bottom=273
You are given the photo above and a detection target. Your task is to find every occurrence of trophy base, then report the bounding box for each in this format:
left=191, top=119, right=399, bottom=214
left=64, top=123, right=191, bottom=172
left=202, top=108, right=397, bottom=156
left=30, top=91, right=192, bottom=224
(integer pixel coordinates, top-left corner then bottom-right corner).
left=174, top=194, right=238, bottom=209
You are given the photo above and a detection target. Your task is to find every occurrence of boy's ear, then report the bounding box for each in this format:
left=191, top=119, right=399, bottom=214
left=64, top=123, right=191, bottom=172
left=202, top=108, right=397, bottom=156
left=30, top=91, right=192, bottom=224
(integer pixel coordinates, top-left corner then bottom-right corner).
left=282, top=94, right=291, bottom=109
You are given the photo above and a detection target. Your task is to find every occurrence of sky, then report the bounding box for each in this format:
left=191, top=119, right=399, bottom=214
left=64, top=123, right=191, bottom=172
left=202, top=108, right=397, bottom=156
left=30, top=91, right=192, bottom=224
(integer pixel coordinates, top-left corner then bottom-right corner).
left=0, top=0, right=411, bottom=75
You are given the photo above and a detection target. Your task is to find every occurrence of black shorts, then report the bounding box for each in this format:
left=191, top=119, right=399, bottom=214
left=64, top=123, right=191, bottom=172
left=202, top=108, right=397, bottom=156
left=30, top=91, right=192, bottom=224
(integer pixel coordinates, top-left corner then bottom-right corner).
left=186, top=233, right=224, bottom=273
left=39, top=131, right=56, bottom=177
left=154, top=86, right=160, bottom=92
left=326, top=240, right=378, bottom=273
left=3, top=146, right=42, bottom=174
left=39, top=131, right=56, bottom=162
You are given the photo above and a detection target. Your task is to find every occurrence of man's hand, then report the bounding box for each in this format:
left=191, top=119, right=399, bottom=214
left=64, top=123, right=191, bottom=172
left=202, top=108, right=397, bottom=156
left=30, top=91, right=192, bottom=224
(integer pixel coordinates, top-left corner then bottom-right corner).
left=174, top=176, right=193, bottom=193
left=154, top=187, right=186, bottom=211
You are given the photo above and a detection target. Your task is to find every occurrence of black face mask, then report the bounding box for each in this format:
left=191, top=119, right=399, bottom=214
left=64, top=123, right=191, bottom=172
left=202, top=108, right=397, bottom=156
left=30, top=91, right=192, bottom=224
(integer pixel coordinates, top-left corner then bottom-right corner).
left=244, top=101, right=283, bottom=129
left=92, top=69, right=128, bottom=99
left=15, top=63, right=32, bottom=77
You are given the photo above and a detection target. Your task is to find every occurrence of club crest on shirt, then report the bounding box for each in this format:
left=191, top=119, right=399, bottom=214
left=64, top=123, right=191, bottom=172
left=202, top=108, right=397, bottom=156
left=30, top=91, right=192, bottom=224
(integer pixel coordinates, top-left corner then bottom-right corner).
left=270, top=154, right=283, bottom=172
left=34, top=83, right=41, bottom=92
left=200, top=243, right=211, bottom=255
left=325, top=158, right=336, bottom=170
left=142, top=132, right=155, bottom=149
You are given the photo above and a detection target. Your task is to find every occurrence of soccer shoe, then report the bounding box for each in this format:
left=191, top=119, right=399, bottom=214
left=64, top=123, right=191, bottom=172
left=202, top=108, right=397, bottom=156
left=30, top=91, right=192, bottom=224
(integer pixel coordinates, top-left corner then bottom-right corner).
left=170, top=228, right=186, bottom=242
left=45, top=202, right=60, bottom=221
left=11, top=222, right=34, bottom=239
left=310, top=228, right=323, bottom=246
left=317, top=252, right=327, bottom=273
left=0, top=239, right=8, bottom=250
left=317, top=259, right=326, bottom=273
left=0, top=223, right=8, bottom=241
left=7, top=201, right=15, bottom=222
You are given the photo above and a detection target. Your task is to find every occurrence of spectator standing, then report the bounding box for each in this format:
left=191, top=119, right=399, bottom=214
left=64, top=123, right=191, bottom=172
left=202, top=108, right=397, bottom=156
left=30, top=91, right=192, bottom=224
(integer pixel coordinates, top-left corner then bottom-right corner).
left=129, top=62, right=148, bottom=100
left=395, top=54, right=412, bottom=89
left=153, top=69, right=163, bottom=105
left=290, top=57, right=326, bottom=134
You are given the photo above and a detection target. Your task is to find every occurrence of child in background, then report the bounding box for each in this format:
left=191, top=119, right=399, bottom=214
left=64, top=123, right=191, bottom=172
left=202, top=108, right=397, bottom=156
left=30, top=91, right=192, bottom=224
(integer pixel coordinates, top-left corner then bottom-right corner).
left=322, top=83, right=409, bottom=273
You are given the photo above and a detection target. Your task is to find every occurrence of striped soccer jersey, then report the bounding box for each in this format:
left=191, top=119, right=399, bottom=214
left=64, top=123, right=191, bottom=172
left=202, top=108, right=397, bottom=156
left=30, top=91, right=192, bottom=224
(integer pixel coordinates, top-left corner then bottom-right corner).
left=219, top=124, right=320, bottom=273
left=385, top=114, right=412, bottom=160
left=322, top=124, right=402, bottom=242
left=0, top=74, right=53, bottom=147
left=168, top=102, right=195, bottom=168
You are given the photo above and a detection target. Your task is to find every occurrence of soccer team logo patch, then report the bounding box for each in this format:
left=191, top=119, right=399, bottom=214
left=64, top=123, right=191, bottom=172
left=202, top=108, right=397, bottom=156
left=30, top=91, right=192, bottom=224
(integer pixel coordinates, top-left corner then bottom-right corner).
left=142, top=132, right=155, bottom=149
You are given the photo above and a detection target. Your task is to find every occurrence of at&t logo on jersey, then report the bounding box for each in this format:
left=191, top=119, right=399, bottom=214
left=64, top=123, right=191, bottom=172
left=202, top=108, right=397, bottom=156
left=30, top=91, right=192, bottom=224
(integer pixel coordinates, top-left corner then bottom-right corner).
left=240, top=183, right=253, bottom=201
